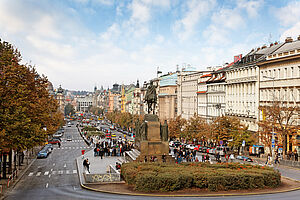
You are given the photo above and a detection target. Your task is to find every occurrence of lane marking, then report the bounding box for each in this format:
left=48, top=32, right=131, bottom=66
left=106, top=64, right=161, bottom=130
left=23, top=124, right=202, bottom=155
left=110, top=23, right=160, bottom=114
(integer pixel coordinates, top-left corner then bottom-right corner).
left=51, top=168, right=53, bottom=171
left=49, top=174, right=51, bottom=178
left=53, top=163, right=55, bottom=166
left=64, top=164, right=67, bottom=168
left=44, top=171, right=49, bottom=176
left=62, top=147, right=64, bottom=150
left=28, top=172, right=33, bottom=176
left=52, top=171, right=57, bottom=175
left=46, top=183, right=48, bottom=188
left=66, top=170, right=70, bottom=174
left=58, top=170, right=63, bottom=174
left=73, top=170, right=77, bottom=174
left=36, top=172, right=41, bottom=176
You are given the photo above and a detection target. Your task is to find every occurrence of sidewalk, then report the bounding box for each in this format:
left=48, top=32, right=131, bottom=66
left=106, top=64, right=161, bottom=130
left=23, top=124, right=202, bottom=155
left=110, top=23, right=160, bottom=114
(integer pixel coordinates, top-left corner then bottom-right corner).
left=249, top=155, right=300, bottom=169
left=0, top=147, right=39, bottom=199
left=76, top=149, right=122, bottom=185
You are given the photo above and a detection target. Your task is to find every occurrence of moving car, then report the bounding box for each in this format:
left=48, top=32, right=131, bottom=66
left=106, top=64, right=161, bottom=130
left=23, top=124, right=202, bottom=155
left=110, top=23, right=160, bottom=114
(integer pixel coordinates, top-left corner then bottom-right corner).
left=48, top=138, right=61, bottom=144
left=67, top=136, right=72, bottom=141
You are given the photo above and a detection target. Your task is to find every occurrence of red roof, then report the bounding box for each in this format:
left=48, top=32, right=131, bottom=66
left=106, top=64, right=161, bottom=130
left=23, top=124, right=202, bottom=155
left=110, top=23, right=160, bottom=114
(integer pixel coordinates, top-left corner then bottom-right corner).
left=200, top=74, right=212, bottom=78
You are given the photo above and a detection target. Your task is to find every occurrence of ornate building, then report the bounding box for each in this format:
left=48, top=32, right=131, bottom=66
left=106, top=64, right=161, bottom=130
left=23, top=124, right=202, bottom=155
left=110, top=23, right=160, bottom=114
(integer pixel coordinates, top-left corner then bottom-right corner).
left=55, top=85, right=65, bottom=113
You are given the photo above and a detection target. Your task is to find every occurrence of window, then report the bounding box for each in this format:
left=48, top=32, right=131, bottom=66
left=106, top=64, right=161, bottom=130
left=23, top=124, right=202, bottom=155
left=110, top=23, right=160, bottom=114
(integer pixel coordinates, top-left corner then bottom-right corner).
left=291, top=67, right=294, bottom=78
left=284, top=68, right=287, bottom=78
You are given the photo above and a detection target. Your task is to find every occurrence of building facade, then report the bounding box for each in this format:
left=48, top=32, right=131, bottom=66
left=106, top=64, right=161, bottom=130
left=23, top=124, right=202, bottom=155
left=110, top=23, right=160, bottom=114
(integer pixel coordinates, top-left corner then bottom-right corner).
left=258, top=36, right=300, bottom=153
left=158, top=73, right=177, bottom=121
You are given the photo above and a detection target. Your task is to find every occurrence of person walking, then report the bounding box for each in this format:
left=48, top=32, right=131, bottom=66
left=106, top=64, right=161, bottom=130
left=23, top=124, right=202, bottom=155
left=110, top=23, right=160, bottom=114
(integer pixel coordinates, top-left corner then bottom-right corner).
left=274, top=152, right=280, bottom=164
left=83, top=158, right=90, bottom=173
left=294, top=151, right=299, bottom=162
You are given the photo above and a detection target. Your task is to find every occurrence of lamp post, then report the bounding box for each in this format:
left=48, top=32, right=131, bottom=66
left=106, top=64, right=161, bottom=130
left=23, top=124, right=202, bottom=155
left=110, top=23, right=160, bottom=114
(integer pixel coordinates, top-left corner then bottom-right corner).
left=263, top=75, right=275, bottom=158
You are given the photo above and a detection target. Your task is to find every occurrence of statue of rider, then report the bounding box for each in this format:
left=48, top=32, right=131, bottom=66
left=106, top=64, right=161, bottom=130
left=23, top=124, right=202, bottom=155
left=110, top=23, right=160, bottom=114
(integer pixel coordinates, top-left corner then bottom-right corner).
left=144, top=80, right=157, bottom=114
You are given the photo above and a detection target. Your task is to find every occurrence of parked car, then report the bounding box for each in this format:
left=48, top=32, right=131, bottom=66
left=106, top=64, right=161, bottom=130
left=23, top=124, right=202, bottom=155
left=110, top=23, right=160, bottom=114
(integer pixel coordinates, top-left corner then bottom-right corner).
left=48, top=138, right=61, bottom=144
left=37, top=149, right=49, bottom=158
left=53, top=132, right=63, bottom=138
left=209, top=148, right=216, bottom=155
left=44, top=144, right=53, bottom=152
left=236, top=155, right=253, bottom=162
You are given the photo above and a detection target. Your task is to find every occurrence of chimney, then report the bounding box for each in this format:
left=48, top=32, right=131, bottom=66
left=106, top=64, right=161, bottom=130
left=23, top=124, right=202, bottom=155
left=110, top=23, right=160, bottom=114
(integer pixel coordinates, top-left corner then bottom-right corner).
left=257, top=47, right=260, bottom=51
left=298, top=35, right=300, bottom=40
left=270, top=43, right=273, bottom=47
left=274, top=41, right=278, bottom=45
left=285, top=37, right=293, bottom=43
left=261, top=45, right=267, bottom=49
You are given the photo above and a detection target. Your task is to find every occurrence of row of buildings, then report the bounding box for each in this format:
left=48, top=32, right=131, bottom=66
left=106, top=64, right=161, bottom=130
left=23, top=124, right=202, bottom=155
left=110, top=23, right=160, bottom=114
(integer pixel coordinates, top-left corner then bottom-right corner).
left=54, top=36, right=300, bottom=153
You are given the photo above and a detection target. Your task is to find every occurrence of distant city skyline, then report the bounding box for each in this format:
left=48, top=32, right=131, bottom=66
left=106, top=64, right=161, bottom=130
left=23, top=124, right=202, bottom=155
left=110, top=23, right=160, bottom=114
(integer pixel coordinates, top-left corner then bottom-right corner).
left=0, top=0, right=299, bottom=90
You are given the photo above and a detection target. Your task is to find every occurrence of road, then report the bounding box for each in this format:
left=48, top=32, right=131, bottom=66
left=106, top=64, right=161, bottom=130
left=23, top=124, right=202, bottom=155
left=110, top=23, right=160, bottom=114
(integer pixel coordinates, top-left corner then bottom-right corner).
left=4, top=123, right=300, bottom=200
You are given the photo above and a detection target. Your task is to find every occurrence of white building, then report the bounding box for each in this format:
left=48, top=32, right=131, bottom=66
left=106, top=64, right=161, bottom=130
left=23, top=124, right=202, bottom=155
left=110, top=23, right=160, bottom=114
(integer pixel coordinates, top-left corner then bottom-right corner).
left=77, top=95, right=93, bottom=112
left=225, top=43, right=282, bottom=132
left=177, top=70, right=210, bottom=119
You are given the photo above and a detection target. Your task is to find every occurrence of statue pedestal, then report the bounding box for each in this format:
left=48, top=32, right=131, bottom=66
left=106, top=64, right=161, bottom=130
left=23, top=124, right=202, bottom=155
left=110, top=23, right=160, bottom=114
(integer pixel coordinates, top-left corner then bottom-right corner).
left=135, top=114, right=174, bottom=163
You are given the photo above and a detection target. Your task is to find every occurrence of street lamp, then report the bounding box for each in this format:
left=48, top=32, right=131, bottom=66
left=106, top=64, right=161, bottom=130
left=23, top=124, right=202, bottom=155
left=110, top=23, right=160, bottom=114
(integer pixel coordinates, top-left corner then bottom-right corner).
left=263, top=75, right=275, bottom=158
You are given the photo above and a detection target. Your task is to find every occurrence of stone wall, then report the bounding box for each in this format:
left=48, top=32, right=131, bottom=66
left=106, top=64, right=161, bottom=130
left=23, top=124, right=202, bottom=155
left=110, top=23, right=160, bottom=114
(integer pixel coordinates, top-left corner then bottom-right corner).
left=84, top=173, right=121, bottom=183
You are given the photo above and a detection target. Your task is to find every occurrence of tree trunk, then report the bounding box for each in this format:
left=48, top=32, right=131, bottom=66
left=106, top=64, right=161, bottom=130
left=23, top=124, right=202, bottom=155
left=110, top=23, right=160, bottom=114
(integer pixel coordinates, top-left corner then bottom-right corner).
left=3, top=154, right=7, bottom=179
left=8, top=149, right=12, bottom=174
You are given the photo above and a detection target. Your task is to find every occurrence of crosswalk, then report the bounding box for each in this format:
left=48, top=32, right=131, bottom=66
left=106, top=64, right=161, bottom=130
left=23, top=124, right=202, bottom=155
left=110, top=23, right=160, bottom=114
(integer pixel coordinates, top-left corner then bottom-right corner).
left=28, top=169, right=77, bottom=177
left=53, top=146, right=91, bottom=150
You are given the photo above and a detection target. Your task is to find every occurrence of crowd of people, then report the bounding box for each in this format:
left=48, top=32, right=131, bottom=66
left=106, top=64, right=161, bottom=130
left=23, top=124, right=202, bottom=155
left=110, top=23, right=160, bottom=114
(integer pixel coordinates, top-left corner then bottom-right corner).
left=93, top=139, right=134, bottom=159
left=172, top=147, right=197, bottom=163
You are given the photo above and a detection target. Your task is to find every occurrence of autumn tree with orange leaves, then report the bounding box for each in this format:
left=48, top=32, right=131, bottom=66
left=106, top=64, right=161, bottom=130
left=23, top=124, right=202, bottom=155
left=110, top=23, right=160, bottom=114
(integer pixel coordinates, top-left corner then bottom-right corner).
left=0, top=39, right=64, bottom=152
left=258, top=101, right=300, bottom=156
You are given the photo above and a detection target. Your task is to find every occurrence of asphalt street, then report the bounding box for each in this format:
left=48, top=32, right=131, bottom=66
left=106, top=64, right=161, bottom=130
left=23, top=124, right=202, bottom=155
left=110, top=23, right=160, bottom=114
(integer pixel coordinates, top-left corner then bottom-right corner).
left=3, top=124, right=300, bottom=200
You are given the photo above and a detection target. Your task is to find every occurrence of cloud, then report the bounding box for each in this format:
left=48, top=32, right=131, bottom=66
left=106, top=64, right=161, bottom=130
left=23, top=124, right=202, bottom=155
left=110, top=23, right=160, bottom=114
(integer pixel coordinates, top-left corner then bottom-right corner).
left=276, top=1, right=300, bottom=26
left=237, top=0, right=264, bottom=18
left=275, top=1, right=300, bottom=41
left=211, top=8, right=244, bottom=30
left=173, top=0, right=216, bottom=41
left=279, top=22, right=300, bottom=41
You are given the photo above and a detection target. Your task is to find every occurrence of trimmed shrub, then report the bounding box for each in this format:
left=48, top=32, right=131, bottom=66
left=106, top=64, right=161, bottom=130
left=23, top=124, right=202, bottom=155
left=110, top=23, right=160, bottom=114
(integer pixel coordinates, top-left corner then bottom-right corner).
left=121, top=162, right=281, bottom=192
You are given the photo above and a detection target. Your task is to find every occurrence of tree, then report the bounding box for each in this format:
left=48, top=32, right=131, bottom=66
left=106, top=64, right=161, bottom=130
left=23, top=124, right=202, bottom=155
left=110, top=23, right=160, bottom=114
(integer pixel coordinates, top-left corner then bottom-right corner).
left=89, top=106, right=104, bottom=116
left=0, top=39, right=64, bottom=151
left=168, top=115, right=186, bottom=140
left=259, top=101, right=300, bottom=156
left=65, top=103, right=75, bottom=116
left=211, top=116, right=253, bottom=147
left=184, top=114, right=209, bottom=142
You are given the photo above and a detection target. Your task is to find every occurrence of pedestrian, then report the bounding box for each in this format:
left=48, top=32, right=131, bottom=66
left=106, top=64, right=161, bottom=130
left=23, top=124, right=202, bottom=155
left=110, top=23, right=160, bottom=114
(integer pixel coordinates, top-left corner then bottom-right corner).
left=266, top=153, right=272, bottom=165
left=85, top=159, right=90, bottom=173
left=229, top=153, right=235, bottom=162
left=162, top=153, right=166, bottom=163
left=295, top=151, right=299, bottom=162
left=58, top=141, right=61, bottom=148
left=83, top=158, right=90, bottom=173
left=274, top=153, right=280, bottom=164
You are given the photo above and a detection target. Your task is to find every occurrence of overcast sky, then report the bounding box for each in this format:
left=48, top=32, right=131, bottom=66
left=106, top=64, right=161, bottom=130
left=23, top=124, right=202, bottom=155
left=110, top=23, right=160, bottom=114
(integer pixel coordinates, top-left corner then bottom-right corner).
left=0, top=0, right=299, bottom=91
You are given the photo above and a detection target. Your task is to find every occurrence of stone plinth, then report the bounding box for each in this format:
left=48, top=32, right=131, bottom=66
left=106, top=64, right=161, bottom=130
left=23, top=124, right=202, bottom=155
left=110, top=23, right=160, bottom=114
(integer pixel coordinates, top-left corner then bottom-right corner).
left=135, top=114, right=174, bottom=163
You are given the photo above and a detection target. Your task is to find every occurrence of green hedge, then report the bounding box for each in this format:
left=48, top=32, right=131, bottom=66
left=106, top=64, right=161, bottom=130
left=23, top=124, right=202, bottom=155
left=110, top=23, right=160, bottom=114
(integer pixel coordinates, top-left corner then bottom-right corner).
left=121, top=162, right=281, bottom=192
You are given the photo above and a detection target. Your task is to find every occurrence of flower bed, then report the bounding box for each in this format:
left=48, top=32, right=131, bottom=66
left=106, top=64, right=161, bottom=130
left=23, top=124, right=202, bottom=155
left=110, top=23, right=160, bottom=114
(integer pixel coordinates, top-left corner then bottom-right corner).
left=121, top=162, right=281, bottom=192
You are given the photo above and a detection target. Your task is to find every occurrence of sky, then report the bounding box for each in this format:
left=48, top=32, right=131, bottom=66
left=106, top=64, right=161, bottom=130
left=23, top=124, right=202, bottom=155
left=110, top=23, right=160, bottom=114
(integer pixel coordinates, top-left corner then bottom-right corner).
left=0, top=0, right=300, bottom=91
